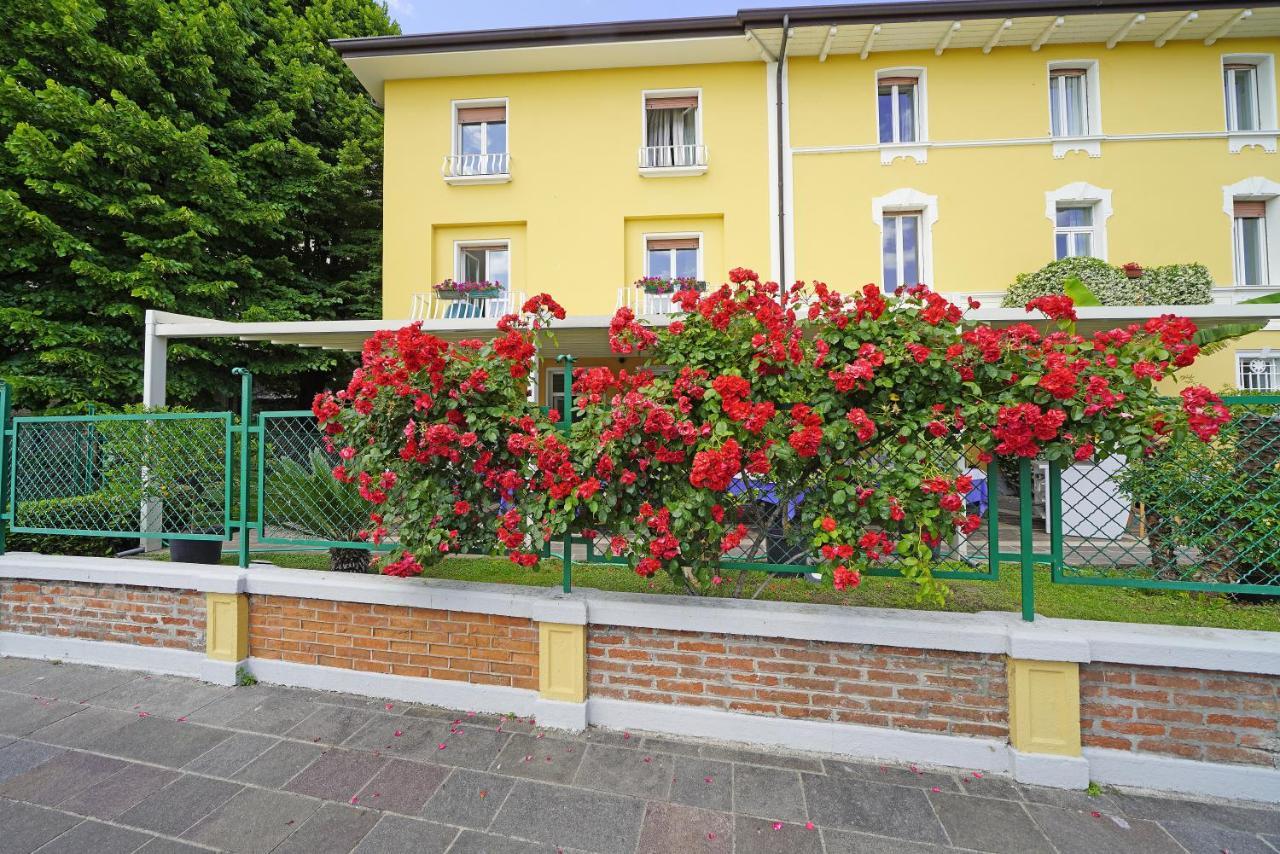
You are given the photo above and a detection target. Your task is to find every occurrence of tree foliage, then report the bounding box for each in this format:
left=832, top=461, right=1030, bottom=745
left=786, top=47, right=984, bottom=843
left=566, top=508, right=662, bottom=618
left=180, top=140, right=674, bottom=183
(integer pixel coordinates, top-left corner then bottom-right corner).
left=0, top=0, right=396, bottom=411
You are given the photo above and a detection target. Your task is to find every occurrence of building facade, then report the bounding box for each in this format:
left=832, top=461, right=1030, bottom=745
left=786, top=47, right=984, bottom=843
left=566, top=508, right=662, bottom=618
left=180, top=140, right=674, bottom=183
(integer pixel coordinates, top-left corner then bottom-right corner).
left=333, top=0, right=1280, bottom=398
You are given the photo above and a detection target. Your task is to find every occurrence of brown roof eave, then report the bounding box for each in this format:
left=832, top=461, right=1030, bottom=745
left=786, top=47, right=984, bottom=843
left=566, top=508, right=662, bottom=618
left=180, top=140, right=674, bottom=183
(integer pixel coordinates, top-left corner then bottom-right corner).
left=329, top=15, right=744, bottom=58
left=737, top=0, right=1279, bottom=27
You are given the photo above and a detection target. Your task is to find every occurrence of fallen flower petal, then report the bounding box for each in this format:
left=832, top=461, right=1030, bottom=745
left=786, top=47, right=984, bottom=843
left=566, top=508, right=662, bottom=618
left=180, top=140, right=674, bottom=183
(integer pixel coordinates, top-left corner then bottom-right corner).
left=437, top=743, right=447, bottom=750
left=394, top=730, right=403, bottom=737
left=772, top=822, right=783, bottom=831
left=931, top=787, right=941, bottom=793
left=805, top=822, right=815, bottom=830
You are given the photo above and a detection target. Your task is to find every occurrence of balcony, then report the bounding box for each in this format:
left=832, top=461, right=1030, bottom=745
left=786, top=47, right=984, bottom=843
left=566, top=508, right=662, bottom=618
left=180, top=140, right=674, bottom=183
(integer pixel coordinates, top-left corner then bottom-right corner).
left=638, top=144, right=707, bottom=178
left=442, top=153, right=511, bottom=185
left=410, top=289, right=525, bottom=322
left=616, top=286, right=682, bottom=316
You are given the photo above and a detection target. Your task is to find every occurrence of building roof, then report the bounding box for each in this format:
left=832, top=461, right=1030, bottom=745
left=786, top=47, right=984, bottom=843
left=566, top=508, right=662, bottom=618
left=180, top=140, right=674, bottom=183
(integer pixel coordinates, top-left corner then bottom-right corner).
left=331, top=0, right=1280, bottom=100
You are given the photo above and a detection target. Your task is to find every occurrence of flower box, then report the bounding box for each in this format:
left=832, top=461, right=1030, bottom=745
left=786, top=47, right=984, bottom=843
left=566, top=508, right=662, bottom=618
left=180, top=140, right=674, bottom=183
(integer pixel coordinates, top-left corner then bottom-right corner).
left=635, top=276, right=707, bottom=295
left=433, top=280, right=502, bottom=300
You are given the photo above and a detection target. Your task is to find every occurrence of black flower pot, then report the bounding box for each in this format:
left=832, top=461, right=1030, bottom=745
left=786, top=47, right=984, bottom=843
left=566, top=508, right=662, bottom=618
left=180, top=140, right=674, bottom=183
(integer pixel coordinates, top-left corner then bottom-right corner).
left=169, top=537, right=223, bottom=564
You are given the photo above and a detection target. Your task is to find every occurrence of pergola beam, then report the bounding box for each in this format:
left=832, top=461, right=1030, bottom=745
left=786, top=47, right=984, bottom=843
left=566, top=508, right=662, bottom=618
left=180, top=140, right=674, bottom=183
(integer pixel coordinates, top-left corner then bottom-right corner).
left=1032, top=17, right=1064, bottom=50
left=1106, top=13, right=1146, bottom=48
left=1205, top=8, right=1251, bottom=44
left=983, top=19, right=1013, bottom=54
left=818, top=25, right=838, bottom=62
left=1155, top=11, right=1198, bottom=46
left=935, top=22, right=961, bottom=56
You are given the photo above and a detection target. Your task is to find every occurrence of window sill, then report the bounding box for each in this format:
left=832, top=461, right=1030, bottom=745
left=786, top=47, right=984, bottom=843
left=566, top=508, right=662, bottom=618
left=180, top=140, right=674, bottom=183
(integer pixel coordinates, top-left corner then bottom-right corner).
left=1051, top=135, right=1103, bottom=159
left=879, top=143, right=929, bottom=165
left=638, top=165, right=708, bottom=178
left=1227, top=131, right=1278, bottom=154
left=444, top=173, right=512, bottom=186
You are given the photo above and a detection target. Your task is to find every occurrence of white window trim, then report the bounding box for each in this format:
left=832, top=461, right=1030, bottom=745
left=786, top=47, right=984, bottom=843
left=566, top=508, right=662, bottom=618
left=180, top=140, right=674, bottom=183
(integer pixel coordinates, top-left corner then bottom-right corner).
left=1236, top=351, right=1280, bottom=391
left=452, top=239, right=511, bottom=287
left=1222, top=53, right=1279, bottom=154
left=642, top=231, right=705, bottom=280
left=875, top=68, right=929, bottom=165
left=871, top=189, right=938, bottom=289
left=639, top=88, right=707, bottom=177
left=1047, top=60, right=1103, bottom=158
left=1045, top=183, right=1112, bottom=261
left=446, top=98, right=511, bottom=185
left=1223, top=177, right=1280, bottom=287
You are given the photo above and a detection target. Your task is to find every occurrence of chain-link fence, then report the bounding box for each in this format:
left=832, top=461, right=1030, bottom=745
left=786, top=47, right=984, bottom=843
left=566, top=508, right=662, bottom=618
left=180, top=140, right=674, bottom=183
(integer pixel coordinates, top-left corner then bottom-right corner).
left=257, top=411, right=382, bottom=550
left=8, top=413, right=232, bottom=540
left=1049, top=395, right=1280, bottom=595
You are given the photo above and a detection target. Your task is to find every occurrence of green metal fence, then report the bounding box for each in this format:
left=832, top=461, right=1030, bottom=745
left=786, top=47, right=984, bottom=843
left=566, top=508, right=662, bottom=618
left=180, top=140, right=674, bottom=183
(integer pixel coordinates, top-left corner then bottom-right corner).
left=0, top=366, right=1275, bottom=622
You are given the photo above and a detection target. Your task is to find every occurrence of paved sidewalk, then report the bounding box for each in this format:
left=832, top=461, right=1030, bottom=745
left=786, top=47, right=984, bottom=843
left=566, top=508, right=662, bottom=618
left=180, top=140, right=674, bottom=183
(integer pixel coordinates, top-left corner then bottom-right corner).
left=1, top=659, right=1277, bottom=854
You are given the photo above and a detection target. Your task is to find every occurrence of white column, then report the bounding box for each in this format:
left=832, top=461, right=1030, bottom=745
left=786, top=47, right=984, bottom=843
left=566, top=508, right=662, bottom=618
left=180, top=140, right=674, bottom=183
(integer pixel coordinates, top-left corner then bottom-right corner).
left=141, top=310, right=166, bottom=550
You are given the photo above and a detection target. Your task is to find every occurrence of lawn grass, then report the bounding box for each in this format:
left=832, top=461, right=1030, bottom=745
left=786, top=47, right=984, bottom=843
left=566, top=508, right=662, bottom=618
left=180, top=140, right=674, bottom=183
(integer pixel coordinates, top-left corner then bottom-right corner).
left=139, top=549, right=1280, bottom=633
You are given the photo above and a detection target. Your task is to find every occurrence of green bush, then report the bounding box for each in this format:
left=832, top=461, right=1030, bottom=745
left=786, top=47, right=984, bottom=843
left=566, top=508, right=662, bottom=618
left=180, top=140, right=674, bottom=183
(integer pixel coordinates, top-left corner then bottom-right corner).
left=6, top=493, right=138, bottom=555
left=1002, top=258, right=1213, bottom=307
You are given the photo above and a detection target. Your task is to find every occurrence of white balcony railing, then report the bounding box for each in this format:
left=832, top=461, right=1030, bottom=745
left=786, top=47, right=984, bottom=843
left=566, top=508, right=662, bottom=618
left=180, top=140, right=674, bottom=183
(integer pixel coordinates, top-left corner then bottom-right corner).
left=410, top=289, right=525, bottom=322
left=617, top=286, right=680, bottom=316
left=638, top=144, right=708, bottom=174
left=441, top=153, right=510, bottom=183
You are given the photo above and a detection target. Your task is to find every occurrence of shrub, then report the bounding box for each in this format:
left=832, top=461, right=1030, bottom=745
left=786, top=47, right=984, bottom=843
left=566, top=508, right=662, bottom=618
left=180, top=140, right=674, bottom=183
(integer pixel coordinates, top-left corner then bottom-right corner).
left=1002, top=258, right=1214, bottom=307
left=269, top=449, right=374, bottom=572
left=1003, top=257, right=1133, bottom=307
left=318, top=272, right=1230, bottom=602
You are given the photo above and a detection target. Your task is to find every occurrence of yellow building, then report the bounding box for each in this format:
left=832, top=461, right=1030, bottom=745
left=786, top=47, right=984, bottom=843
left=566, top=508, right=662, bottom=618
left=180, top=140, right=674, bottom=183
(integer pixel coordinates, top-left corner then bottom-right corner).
left=332, top=1, right=1280, bottom=400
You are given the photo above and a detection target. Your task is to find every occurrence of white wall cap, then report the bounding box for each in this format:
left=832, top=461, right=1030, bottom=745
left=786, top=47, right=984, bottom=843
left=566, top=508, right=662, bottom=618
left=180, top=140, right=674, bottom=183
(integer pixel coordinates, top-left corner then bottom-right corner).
left=580, top=589, right=1011, bottom=653
left=0, top=552, right=244, bottom=594
left=530, top=594, right=588, bottom=625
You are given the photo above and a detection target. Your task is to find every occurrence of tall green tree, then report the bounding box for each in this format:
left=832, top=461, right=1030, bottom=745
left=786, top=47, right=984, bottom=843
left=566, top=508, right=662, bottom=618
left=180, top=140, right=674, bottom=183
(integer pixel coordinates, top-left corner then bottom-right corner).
left=0, top=0, right=396, bottom=411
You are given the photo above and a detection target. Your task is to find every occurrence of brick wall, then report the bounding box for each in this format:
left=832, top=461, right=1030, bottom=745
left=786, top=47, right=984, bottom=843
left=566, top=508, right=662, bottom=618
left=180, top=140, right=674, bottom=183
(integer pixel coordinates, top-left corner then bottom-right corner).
left=1081, top=663, right=1279, bottom=768
left=587, top=626, right=1008, bottom=739
left=0, top=579, right=204, bottom=652
left=247, top=595, right=538, bottom=690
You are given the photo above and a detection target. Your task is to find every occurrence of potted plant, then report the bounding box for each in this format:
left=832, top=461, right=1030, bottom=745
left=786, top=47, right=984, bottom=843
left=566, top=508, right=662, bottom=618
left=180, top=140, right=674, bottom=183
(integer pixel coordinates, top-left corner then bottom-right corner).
left=634, top=276, right=708, bottom=295
left=434, top=279, right=502, bottom=300
left=268, top=449, right=374, bottom=572
left=1122, top=262, right=1144, bottom=279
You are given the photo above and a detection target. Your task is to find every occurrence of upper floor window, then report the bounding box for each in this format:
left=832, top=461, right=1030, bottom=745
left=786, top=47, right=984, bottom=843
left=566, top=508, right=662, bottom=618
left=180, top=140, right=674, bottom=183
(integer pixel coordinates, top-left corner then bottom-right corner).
left=641, top=93, right=705, bottom=172
left=881, top=210, right=922, bottom=293
left=646, top=236, right=701, bottom=279
left=1054, top=205, right=1098, bottom=259
left=1225, top=62, right=1261, bottom=132
left=452, top=103, right=507, bottom=177
left=877, top=74, right=919, bottom=144
left=1238, top=352, right=1280, bottom=392
left=1233, top=199, right=1270, bottom=286
left=457, top=242, right=510, bottom=290
left=1049, top=67, right=1090, bottom=137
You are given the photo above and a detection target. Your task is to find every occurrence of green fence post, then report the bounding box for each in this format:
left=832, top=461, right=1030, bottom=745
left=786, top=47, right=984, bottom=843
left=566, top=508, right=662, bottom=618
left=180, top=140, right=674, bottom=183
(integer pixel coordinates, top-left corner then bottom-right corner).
left=1047, top=460, right=1064, bottom=575
left=1018, top=458, right=1035, bottom=622
left=985, top=459, right=1000, bottom=576
left=233, top=369, right=253, bottom=569
left=557, top=354, right=574, bottom=592
left=0, top=381, right=10, bottom=556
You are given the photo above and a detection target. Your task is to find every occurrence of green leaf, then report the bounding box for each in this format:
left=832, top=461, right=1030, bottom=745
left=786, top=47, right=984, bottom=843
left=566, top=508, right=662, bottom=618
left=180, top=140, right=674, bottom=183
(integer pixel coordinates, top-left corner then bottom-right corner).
left=1191, top=322, right=1265, bottom=357
left=1063, top=277, right=1102, bottom=307
left=1240, top=291, right=1280, bottom=304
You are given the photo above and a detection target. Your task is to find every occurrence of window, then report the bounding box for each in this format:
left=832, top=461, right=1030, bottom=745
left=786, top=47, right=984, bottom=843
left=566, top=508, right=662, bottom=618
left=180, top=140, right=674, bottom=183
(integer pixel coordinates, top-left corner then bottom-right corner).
left=643, top=94, right=701, bottom=169
left=1238, top=353, right=1280, bottom=391
left=1055, top=205, right=1097, bottom=259
left=645, top=236, right=700, bottom=279
left=548, top=370, right=567, bottom=413
left=456, top=243, right=510, bottom=289
left=1225, top=62, right=1261, bottom=132
left=1233, top=200, right=1270, bottom=286
left=881, top=210, right=922, bottom=293
left=878, top=75, right=919, bottom=144
left=455, top=104, right=507, bottom=176
left=1049, top=67, right=1089, bottom=137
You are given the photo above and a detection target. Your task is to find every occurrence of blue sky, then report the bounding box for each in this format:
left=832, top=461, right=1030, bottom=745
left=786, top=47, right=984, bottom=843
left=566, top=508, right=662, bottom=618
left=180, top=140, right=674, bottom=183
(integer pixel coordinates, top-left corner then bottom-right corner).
left=386, top=0, right=856, bottom=35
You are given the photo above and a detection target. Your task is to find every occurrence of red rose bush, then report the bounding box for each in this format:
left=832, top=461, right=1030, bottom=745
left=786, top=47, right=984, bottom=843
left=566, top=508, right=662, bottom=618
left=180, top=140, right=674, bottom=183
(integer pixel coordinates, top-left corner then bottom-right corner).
left=317, top=269, right=1228, bottom=602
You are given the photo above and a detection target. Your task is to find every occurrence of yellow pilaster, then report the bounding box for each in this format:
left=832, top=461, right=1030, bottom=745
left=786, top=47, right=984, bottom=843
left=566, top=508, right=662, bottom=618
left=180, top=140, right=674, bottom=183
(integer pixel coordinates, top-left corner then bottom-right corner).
left=538, top=622, right=586, bottom=703
left=1007, top=658, right=1082, bottom=757
left=205, top=593, right=249, bottom=663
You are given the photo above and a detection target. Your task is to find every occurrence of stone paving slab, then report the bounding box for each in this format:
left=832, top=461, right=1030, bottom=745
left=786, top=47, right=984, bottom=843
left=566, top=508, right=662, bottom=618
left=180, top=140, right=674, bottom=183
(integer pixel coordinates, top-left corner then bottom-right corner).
left=1, top=658, right=1278, bottom=854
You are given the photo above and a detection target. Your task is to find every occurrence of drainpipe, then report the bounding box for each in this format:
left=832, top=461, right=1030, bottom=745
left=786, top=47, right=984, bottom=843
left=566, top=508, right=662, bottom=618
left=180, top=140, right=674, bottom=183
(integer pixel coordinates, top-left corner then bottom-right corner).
left=775, top=16, right=790, bottom=289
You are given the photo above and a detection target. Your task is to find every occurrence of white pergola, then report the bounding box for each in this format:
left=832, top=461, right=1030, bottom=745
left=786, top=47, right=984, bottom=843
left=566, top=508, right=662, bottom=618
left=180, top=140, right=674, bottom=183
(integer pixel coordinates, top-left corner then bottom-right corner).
left=142, top=304, right=1280, bottom=406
